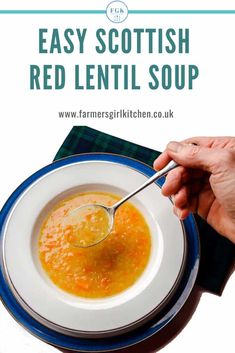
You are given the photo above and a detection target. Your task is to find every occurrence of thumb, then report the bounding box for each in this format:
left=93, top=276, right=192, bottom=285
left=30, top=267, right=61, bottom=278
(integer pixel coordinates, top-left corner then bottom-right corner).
left=166, top=141, right=222, bottom=173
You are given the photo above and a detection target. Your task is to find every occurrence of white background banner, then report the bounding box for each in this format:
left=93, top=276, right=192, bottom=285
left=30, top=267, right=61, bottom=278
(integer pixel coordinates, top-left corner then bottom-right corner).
left=0, top=1, right=234, bottom=353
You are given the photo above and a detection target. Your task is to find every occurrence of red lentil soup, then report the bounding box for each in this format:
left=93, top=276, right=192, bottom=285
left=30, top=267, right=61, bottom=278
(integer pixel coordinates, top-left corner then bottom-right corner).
left=38, top=192, right=151, bottom=298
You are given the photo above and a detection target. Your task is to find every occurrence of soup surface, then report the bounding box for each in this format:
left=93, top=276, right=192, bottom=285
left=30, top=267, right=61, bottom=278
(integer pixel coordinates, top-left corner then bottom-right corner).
left=38, top=192, right=151, bottom=298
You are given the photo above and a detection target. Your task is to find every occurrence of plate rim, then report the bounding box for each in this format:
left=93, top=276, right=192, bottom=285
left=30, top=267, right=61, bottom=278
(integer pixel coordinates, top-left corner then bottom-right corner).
left=1, top=155, right=187, bottom=337
left=0, top=153, right=200, bottom=351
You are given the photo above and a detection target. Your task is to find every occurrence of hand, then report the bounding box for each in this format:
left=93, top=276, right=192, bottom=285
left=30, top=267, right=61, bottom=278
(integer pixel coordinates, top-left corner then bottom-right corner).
left=153, top=137, right=235, bottom=243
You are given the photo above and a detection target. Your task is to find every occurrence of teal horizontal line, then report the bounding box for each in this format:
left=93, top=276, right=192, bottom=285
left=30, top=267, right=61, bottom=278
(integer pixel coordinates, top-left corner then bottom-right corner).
left=129, top=10, right=235, bottom=14
left=0, top=10, right=105, bottom=14
left=0, top=9, right=235, bottom=15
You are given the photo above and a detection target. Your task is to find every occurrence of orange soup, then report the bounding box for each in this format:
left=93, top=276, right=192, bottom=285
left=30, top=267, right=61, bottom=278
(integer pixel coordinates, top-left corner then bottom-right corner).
left=38, top=192, right=151, bottom=298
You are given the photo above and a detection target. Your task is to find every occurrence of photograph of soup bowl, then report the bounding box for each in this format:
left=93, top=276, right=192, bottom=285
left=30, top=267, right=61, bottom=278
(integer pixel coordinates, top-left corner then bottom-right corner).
left=0, top=153, right=199, bottom=341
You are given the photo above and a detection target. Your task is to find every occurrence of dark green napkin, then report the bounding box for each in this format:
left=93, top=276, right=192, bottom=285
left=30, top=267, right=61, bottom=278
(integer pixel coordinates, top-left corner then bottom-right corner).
left=54, top=126, right=235, bottom=295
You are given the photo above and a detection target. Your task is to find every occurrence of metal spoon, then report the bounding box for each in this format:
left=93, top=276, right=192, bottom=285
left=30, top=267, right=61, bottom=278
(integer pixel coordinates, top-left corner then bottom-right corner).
left=64, top=160, right=178, bottom=248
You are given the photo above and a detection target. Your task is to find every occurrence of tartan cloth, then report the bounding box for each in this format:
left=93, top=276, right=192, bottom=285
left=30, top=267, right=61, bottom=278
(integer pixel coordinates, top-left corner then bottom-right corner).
left=54, top=126, right=235, bottom=295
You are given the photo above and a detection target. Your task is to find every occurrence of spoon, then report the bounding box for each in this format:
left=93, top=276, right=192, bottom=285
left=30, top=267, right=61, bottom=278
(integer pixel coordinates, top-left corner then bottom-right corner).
left=63, top=160, right=178, bottom=248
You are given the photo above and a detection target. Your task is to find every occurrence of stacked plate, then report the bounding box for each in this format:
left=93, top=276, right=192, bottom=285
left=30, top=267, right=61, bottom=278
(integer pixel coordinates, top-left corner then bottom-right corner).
left=0, top=154, right=200, bottom=351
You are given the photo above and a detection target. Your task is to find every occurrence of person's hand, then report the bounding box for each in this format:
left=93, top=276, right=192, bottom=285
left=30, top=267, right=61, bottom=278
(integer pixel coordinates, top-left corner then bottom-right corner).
left=153, top=137, right=235, bottom=243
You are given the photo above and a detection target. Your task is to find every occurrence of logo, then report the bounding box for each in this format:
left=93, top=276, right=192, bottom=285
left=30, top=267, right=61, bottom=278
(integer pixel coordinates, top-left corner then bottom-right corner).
left=106, top=1, right=128, bottom=23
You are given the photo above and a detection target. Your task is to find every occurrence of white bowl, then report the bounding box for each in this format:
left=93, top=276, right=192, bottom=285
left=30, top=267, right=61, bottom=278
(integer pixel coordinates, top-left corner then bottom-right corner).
left=1, top=154, right=186, bottom=337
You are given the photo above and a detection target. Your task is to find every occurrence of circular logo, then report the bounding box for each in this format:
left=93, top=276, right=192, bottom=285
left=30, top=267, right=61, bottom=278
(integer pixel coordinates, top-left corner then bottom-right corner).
left=106, top=1, right=128, bottom=23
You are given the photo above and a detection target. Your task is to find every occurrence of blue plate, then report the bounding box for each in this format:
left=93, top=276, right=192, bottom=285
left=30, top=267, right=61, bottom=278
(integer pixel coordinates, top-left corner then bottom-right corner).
left=0, top=153, right=200, bottom=351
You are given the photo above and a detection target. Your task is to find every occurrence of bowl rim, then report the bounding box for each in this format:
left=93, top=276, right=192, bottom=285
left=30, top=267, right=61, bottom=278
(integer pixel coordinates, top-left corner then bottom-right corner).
left=0, top=153, right=200, bottom=348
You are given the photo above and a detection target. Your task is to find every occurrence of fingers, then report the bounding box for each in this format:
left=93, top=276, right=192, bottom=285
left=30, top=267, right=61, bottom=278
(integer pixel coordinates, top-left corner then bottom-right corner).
left=173, top=192, right=199, bottom=220
left=181, top=136, right=215, bottom=147
left=153, top=137, right=235, bottom=172
left=153, top=137, right=235, bottom=226
left=173, top=185, right=189, bottom=208
left=153, top=150, right=170, bottom=170
left=153, top=137, right=212, bottom=171
left=172, top=181, right=214, bottom=221
left=161, top=166, right=189, bottom=196
left=161, top=167, right=205, bottom=197
left=182, top=136, right=235, bottom=149
left=173, top=206, right=190, bottom=220
left=166, top=141, right=227, bottom=173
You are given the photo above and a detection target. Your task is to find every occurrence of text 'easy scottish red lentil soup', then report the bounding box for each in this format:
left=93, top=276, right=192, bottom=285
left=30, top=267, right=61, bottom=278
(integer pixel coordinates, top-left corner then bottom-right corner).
left=38, top=192, right=151, bottom=298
